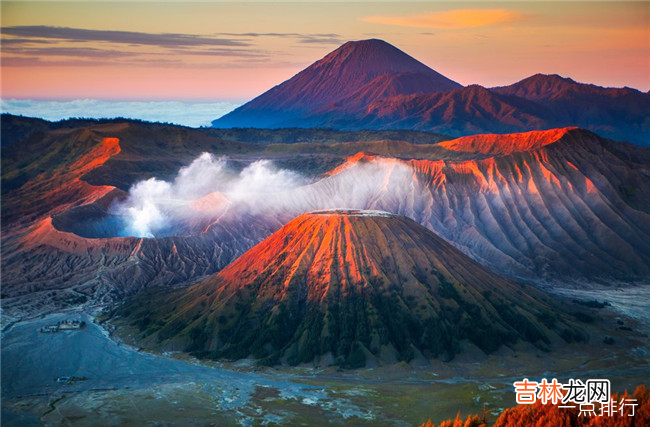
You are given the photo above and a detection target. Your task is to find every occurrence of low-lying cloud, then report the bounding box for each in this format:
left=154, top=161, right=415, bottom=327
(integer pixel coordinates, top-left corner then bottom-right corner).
left=1, top=99, right=241, bottom=128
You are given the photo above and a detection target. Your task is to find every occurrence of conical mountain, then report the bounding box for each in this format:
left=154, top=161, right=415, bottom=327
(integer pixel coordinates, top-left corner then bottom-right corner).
left=212, top=39, right=461, bottom=128
left=117, top=210, right=583, bottom=367
left=212, top=41, right=649, bottom=145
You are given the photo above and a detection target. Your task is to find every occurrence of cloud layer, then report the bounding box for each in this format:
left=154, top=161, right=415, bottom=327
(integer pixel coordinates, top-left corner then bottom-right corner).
left=1, top=26, right=343, bottom=68
left=1, top=99, right=241, bottom=128
left=2, top=26, right=248, bottom=47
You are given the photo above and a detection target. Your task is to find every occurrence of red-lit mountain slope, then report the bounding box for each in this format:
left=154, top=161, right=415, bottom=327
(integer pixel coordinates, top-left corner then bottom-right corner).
left=320, top=128, right=650, bottom=280
left=343, top=85, right=552, bottom=135
left=116, top=210, right=583, bottom=366
left=353, top=76, right=649, bottom=144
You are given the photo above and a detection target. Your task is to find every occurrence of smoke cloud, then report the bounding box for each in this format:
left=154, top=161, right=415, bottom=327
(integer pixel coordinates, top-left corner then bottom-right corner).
left=114, top=153, right=307, bottom=237
left=114, top=152, right=421, bottom=238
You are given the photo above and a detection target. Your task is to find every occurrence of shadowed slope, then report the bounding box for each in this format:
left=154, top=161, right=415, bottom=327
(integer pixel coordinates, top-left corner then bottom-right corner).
left=491, top=74, right=650, bottom=144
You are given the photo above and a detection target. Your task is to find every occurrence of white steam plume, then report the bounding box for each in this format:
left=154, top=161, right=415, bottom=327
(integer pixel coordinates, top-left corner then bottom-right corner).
left=114, top=153, right=307, bottom=237
left=114, top=153, right=422, bottom=238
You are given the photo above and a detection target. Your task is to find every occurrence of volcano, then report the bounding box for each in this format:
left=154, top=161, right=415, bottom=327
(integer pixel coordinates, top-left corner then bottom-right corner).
left=4, top=120, right=649, bottom=317
left=211, top=40, right=649, bottom=146
left=212, top=39, right=461, bottom=128
left=117, top=210, right=583, bottom=367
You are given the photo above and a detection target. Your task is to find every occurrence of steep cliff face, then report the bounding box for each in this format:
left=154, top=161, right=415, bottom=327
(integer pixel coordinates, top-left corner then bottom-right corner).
left=317, top=128, right=650, bottom=280
left=117, top=210, right=583, bottom=366
left=437, top=127, right=573, bottom=155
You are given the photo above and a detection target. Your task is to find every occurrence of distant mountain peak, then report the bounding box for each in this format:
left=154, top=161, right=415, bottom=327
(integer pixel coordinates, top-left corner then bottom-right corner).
left=335, top=38, right=395, bottom=51
left=212, top=39, right=461, bottom=128
left=490, top=73, right=583, bottom=100
left=321, top=38, right=429, bottom=71
left=506, top=73, right=643, bottom=96
left=211, top=40, right=649, bottom=146
left=526, top=73, right=577, bottom=83
left=302, top=38, right=447, bottom=89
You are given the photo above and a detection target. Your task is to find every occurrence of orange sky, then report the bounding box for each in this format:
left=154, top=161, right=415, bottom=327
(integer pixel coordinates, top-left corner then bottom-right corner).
left=2, top=1, right=648, bottom=101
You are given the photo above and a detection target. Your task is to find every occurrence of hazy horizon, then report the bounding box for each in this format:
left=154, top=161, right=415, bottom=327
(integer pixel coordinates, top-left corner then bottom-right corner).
left=1, top=98, right=242, bottom=127
left=3, top=60, right=648, bottom=127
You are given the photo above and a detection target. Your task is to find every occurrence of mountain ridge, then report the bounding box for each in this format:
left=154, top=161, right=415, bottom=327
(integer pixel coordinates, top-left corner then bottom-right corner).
left=212, top=40, right=649, bottom=146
